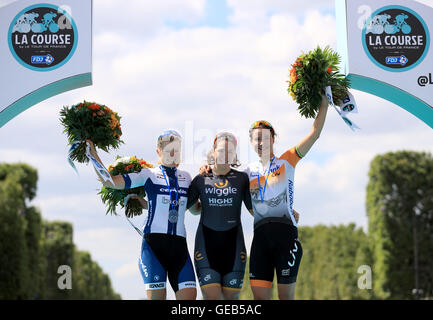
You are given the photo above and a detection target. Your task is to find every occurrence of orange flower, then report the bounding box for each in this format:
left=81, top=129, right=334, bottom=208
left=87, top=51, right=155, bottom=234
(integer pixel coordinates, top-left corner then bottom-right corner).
left=88, top=104, right=101, bottom=110
left=328, top=66, right=333, bottom=73
left=290, top=67, right=298, bottom=84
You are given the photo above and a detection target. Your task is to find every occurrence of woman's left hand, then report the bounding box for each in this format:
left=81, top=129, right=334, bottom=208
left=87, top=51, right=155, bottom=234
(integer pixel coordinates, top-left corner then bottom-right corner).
left=293, top=209, right=300, bottom=223
left=128, top=195, right=148, bottom=210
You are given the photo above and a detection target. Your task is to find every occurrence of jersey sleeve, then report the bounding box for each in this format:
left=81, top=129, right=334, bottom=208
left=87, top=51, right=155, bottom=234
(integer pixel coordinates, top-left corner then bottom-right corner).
left=122, top=168, right=152, bottom=189
left=186, top=175, right=201, bottom=209
left=242, top=172, right=253, bottom=211
left=278, top=146, right=303, bottom=168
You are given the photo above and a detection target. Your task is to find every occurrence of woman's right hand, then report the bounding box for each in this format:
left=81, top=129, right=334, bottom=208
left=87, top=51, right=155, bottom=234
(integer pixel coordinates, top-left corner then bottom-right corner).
left=199, top=164, right=212, bottom=176
left=85, top=139, right=97, bottom=157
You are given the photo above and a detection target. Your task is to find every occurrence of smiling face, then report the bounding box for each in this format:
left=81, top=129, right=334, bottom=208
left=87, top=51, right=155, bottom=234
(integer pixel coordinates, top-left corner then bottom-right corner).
left=157, top=135, right=182, bottom=167
left=250, top=128, right=274, bottom=159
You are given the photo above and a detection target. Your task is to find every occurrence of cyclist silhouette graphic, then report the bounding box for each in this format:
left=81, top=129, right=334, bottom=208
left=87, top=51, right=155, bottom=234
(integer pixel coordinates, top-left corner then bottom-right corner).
left=366, top=13, right=411, bottom=35
left=31, top=12, right=59, bottom=33
left=12, top=12, right=39, bottom=33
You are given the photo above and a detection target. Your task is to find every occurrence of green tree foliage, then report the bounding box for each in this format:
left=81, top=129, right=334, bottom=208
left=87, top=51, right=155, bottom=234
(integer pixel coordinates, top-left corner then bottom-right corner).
left=240, top=225, right=374, bottom=300
left=296, top=225, right=374, bottom=300
left=43, top=221, right=75, bottom=299
left=24, top=206, right=46, bottom=299
left=73, top=250, right=121, bottom=300
left=0, top=163, right=37, bottom=299
left=367, top=151, right=433, bottom=299
left=0, top=163, right=121, bottom=300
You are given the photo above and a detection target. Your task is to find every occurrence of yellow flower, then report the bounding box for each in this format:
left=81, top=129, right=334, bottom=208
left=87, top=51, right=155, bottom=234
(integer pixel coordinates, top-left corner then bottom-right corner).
left=290, top=90, right=296, bottom=100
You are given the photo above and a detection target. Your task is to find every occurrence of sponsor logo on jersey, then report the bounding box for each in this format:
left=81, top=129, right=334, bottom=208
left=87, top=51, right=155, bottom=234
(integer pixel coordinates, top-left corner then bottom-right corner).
left=148, top=283, right=165, bottom=289
left=161, top=197, right=186, bottom=206
left=195, top=251, right=204, bottom=261
left=281, top=269, right=291, bottom=276
left=214, top=179, right=229, bottom=188
left=205, top=186, right=238, bottom=197
left=181, top=282, right=196, bottom=288
left=139, top=259, right=149, bottom=278
left=204, top=274, right=211, bottom=282
left=288, top=242, right=299, bottom=267
left=229, top=279, right=237, bottom=286
left=159, top=187, right=188, bottom=195
left=209, top=198, right=233, bottom=205
left=240, top=251, right=247, bottom=263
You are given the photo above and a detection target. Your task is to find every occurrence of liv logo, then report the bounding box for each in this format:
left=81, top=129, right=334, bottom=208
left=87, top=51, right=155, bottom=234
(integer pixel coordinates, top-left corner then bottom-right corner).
left=8, top=4, right=78, bottom=71
left=362, top=6, right=430, bottom=72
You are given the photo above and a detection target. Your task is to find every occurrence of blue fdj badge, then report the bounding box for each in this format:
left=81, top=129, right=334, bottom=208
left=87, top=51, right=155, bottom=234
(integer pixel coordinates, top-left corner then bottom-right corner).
left=31, top=54, right=54, bottom=65
left=386, top=55, right=408, bottom=66
left=8, top=4, right=78, bottom=71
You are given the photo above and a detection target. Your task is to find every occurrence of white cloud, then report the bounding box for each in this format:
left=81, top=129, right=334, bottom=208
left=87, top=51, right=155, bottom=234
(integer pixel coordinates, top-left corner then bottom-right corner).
left=93, top=0, right=206, bottom=37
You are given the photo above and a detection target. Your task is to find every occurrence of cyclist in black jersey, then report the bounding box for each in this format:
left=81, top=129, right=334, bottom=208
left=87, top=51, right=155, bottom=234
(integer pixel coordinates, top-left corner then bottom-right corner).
left=187, top=132, right=252, bottom=300
left=196, top=133, right=301, bottom=300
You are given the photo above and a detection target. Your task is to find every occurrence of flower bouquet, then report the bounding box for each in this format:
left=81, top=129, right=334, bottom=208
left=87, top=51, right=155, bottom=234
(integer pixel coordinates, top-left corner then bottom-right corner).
left=99, top=156, right=154, bottom=218
left=60, top=101, right=123, bottom=164
left=287, top=46, right=351, bottom=119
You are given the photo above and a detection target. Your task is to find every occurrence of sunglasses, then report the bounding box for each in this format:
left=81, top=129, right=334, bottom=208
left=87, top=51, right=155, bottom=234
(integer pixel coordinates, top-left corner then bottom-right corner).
left=250, top=120, right=274, bottom=130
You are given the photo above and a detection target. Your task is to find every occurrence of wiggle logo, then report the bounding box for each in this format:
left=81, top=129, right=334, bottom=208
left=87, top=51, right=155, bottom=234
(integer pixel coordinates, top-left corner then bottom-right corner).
left=214, top=179, right=229, bottom=189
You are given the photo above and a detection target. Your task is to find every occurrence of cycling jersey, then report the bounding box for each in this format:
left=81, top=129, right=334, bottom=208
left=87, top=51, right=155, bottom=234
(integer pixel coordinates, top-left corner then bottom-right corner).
left=122, top=165, right=191, bottom=237
left=245, top=147, right=302, bottom=229
left=187, top=169, right=252, bottom=231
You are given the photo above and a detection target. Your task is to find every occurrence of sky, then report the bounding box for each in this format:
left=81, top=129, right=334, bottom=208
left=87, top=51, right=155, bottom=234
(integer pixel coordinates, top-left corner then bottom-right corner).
left=1, top=0, right=433, bottom=300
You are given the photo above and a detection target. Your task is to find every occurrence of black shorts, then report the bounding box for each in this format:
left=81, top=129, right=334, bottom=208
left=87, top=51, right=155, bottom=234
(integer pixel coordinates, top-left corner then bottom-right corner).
left=249, top=222, right=302, bottom=287
left=194, top=224, right=246, bottom=290
left=140, top=233, right=196, bottom=292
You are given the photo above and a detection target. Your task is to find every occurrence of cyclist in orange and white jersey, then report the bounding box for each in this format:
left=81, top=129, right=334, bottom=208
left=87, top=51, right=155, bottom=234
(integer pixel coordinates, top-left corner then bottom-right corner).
left=246, top=95, right=329, bottom=300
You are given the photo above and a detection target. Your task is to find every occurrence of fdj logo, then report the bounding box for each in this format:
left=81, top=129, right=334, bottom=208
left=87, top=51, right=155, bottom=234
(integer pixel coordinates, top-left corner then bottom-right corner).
left=8, top=4, right=77, bottom=71
left=386, top=55, right=408, bottom=66
left=362, top=6, right=429, bottom=72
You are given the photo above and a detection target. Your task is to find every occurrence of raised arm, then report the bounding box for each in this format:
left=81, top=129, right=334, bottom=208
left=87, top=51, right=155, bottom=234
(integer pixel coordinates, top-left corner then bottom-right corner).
left=86, top=139, right=125, bottom=189
left=296, top=95, right=329, bottom=158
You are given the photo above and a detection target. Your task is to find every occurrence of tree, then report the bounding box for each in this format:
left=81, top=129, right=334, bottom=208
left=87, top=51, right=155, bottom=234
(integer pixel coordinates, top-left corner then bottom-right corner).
left=367, top=151, right=433, bottom=299
left=42, top=221, right=75, bottom=299
left=295, top=225, right=373, bottom=300
left=0, top=162, right=121, bottom=300
left=0, top=163, right=38, bottom=299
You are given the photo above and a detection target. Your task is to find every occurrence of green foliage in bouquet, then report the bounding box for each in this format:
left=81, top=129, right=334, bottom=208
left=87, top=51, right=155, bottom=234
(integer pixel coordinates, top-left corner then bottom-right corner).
left=60, top=101, right=123, bottom=163
left=98, top=156, right=154, bottom=218
left=288, top=46, right=350, bottom=118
